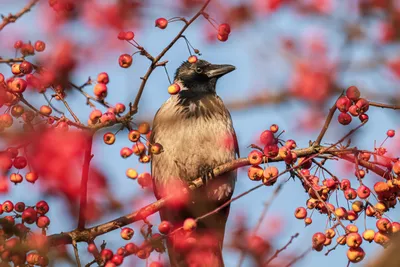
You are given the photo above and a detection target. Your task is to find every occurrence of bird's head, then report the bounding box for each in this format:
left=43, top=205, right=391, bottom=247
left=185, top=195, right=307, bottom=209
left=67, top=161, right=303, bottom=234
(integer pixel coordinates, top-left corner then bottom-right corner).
left=174, top=59, right=235, bottom=95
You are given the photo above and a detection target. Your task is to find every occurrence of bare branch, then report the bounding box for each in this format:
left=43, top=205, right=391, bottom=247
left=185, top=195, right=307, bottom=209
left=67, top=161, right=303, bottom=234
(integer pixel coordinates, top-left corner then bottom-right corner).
left=264, top=233, right=300, bottom=266
left=0, top=0, right=40, bottom=31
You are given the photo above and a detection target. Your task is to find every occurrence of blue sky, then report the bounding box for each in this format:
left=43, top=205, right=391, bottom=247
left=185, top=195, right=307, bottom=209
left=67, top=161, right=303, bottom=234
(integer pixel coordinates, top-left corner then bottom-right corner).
left=0, top=1, right=399, bottom=266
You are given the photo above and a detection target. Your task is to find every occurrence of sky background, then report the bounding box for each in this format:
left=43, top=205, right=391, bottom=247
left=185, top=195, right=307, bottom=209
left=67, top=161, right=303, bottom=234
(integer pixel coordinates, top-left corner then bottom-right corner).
left=1, top=0, right=400, bottom=266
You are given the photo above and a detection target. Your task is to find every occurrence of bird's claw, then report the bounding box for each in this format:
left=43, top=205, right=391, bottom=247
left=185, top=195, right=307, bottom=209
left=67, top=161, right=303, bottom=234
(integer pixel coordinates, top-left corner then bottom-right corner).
left=199, top=165, right=215, bottom=186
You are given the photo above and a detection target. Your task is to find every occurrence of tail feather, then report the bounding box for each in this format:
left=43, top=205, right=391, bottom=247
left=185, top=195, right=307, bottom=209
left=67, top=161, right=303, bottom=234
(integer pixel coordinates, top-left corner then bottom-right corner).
left=160, top=202, right=231, bottom=267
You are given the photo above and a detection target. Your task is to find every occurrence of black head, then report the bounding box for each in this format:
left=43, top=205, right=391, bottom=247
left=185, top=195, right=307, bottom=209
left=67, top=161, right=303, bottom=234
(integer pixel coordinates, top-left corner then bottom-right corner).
left=174, top=59, right=235, bottom=95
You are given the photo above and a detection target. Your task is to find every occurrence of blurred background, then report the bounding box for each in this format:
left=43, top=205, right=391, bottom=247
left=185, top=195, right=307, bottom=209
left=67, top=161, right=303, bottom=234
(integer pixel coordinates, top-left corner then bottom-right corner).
left=1, top=0, right=400, bottom=266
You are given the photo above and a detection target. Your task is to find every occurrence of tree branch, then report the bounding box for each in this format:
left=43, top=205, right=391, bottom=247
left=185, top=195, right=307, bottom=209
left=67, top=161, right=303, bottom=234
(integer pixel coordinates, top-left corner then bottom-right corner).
left=0, top=0, right=40, bottom=31
left=264, top=233, right=299, bottom=266
left=130, top=0, right=212, bottom=111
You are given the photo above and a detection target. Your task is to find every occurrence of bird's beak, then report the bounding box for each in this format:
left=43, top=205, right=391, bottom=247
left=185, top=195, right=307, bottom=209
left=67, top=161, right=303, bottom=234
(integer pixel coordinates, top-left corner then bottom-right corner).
left=205, top=64, right=236, bottom=78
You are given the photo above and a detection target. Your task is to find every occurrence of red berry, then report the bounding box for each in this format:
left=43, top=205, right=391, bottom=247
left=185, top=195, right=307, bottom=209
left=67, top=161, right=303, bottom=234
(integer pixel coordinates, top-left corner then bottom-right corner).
left=336, top=96, right=351, bottom=112
left=36, top=200, right=49, bottom=215
left=263, top=144, right=279, bottom=158
left=93, top=83, right=108, bottom=99
left=34, top=41, right=46, bottom=52
left=348, top=105, right=360, bottom=116
left=97, top=72, right=109, bottom=84
left=119, top=54, right=133, bottom=68
left=294, top=207, right=307, bottom=219
left=115, top=103, right=125, bottom=114
left=346, top=86, right=360, bottom=101
left=387, top=129, right=395, bottom=138
left=111, top=255, right=124, bottom=265
left=120, top=147, right=133, bottom=158
left=218, top=23, right=231, bottom=35
left=188, top=55, right=198, bottom=63
left=155, top=18, right=168, bottom=29
left=124, top=31, right=135, bottom=40
left=338, top=112, right=352, bottom=125
left=357, top=185, right=370, bottom=199
left=260, top=130, right=276, bottom=145
left=10, top=78, right=27, bottom=93
left=120, top=227, right=134, bottom=240
left=2, top=200, right=14, bottom=212
left=355, top=98, right=369, bottom=113
left=359, top=113, right=369, bottom=123
left=117, top=31, right=125, bottom=40
left=137, top=172, right=152, bottom=188
left=14, top=202, right=25, bottom=212
left=19, top=61, right=33, bottom=74
left=217, top=33, right=229, bottom=42
left=36, top=215, right=50, bottom=228
left=10, top=173, right=23, bottom=184
left=14, top=40, right=23, bottom=49
left=26, top=172, right=39, bottom=183
left=158, top=221, right=172, bottom=235
left=22, top=207, right=37, bottom=224
left=87, top=244, right=97, bottom=254
left=168, top=83, right=181, bottom=95
left=100, top=249, right=113, bottom=261
left=125, top=243, right=138, bottom=255
left=13, top=156, right=27, bottom=169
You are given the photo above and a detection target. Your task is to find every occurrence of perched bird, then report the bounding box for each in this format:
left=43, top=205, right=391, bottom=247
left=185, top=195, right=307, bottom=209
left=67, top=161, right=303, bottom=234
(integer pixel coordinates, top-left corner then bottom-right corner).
left=150, top=59, right=239, bottom=267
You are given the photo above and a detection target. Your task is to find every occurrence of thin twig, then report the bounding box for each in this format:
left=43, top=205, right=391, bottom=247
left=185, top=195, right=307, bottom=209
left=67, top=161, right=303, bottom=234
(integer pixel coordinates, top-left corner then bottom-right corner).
left=131, top=0, right=212, bottom=110
left=0, top=0, right=40, bottom=31
left=314, top=93, right=342, bottom=145
left=264, top=233, right=300, bottom=266
left=0, top=57, right=25, bottom=63
left=369, top=101, right=400, bottom=110
left=284, top=247, right=312, bottom=267
left=72, top=239, right=82, bottom=267
left=253, top=182, right=284, bottom=234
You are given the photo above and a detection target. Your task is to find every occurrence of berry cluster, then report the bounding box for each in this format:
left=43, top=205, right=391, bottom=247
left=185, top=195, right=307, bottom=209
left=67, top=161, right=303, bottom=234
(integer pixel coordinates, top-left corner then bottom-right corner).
left=0, top=200, right=50, bottom=266
left=336, top=86, right=369, bottom=125
left=247, top=124, right=297, bottom=185
left=102, top=121, right=163, bottom=188
left=89, top=227, right=165, bottom=267
left=0, top=146, right=39, bottom=188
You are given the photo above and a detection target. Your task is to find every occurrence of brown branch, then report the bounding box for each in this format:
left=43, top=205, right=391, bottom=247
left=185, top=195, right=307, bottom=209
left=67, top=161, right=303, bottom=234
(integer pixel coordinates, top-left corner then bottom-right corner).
left=47, top=144, right=387, bottom=247
left=18, top=94, right=88, bottom=129
left=0, top=57, right=25, bottom=63
left=0, top=0, right=40, bottom=31
left=264, top=233, right=300, bottom=266
left=72, top=239, right=82, bottom=267
left=131, top=0, right=212, bottom=111
left=77, top=133, right=94, bottom=230
left=369, top=101, right=400, bottom=110
left=253, top=182, right=284, bottom=234
left=284, top=247, right=312, bottom=267
left=69, top=81, right=110, bottom=109
left=325, top=235, right=346, bottom=256
left=57, top=93, right=81, bottom=124
left=314, top=94, right=341, bottom=145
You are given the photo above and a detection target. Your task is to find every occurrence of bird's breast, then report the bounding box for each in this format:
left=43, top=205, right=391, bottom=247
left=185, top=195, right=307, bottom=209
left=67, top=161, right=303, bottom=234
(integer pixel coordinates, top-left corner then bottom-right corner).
left=151, top=95, right=236, bottom=197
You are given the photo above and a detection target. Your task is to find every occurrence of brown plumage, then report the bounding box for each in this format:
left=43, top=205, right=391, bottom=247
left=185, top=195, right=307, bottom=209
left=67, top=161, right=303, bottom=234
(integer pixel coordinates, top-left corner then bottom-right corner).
left=151, top=60, right=238, bottom=267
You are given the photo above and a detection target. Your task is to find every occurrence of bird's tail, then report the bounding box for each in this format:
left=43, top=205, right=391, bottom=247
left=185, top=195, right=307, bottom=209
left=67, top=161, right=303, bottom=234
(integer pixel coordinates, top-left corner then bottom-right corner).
left=161, top=203, right=230, bottom=267
left=166, top=229, right=225, bottom=267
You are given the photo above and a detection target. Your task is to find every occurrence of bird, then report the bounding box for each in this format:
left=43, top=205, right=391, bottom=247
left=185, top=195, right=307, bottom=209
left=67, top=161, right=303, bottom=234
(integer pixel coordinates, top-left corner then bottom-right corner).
left=150, top=59, right=239, bottom=267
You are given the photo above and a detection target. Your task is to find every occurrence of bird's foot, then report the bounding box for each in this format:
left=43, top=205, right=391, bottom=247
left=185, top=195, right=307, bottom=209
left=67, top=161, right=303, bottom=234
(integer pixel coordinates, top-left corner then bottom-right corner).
left=199, top=165, right=215, bottom=186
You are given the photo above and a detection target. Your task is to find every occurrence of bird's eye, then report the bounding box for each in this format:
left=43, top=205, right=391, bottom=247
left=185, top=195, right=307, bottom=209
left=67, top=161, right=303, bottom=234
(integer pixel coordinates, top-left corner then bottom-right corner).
left=195, top=67, right=203, bottom=74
